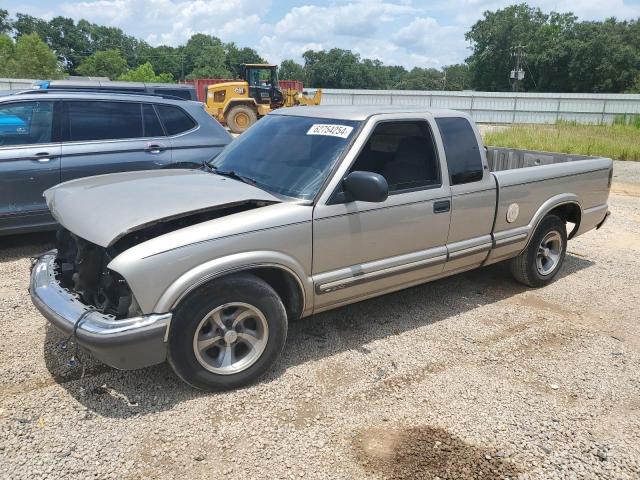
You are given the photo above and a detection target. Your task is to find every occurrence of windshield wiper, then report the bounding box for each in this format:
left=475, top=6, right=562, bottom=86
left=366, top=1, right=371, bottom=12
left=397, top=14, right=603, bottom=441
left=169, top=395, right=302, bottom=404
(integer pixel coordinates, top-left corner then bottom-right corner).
left=208, top=165, right=257, bottom=185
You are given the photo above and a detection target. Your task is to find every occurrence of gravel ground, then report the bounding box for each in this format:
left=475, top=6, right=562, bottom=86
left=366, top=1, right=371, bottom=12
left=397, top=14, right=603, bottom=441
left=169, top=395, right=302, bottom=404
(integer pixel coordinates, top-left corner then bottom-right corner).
left=1, top=161, right=639, bottom=480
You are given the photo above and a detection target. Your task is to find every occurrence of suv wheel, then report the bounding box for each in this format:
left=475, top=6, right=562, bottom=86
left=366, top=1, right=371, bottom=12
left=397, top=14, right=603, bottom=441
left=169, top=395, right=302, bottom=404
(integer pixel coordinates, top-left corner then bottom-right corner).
left=510, top=214, right=567, bottom=287
left=226, top=105, right=257, bottom=133
left=168, top=273, right=288, bottom=390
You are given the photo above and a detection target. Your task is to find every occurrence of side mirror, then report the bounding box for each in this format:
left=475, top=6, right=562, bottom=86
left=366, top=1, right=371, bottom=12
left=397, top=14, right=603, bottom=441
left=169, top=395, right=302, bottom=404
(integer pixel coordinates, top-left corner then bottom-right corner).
left=343, top=171, right=389, bottom=203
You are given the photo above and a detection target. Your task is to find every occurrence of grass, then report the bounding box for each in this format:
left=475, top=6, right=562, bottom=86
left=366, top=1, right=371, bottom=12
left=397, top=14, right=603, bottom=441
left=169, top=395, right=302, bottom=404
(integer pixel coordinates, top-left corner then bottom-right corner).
left=483, top=115, right=640, bottom=161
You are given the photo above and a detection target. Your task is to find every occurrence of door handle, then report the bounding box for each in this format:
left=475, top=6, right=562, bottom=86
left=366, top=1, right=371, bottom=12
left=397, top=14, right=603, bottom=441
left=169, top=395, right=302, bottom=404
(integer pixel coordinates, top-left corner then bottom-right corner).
left=433, top=200, right=451, bottom=213
left=33, top=152, right=52, bottom=162
left=145, top=143, right=167, bottom=154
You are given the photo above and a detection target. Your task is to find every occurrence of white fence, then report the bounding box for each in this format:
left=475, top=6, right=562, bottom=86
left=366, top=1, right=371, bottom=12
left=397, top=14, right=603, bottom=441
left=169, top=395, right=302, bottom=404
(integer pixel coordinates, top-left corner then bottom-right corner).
left=0, top=78, right=35, bottom=91
left=316, top=89, right=640, bottom=124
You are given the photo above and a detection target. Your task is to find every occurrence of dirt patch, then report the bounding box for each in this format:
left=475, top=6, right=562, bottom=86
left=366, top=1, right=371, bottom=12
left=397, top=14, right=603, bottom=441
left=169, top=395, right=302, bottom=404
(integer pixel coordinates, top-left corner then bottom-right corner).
left=611, top=182, right=640, bottom=197
left=362, top=363, right=447, bottom=403
left=507, top=293, right=640, bottom=351
left=353, top=425, right=523, bottom=479
left=606, top=231, right=640, bottom=252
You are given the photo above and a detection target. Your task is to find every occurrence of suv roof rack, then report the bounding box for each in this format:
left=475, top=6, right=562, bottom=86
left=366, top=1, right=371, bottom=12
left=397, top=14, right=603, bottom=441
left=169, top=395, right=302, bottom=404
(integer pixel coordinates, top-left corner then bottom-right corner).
left=12, top=89, right=189, bottom=101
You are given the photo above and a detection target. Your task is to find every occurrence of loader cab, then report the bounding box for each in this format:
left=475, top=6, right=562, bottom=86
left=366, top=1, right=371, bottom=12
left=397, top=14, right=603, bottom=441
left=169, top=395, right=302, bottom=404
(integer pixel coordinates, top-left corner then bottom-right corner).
left=244, top=64, right=283, bottom=107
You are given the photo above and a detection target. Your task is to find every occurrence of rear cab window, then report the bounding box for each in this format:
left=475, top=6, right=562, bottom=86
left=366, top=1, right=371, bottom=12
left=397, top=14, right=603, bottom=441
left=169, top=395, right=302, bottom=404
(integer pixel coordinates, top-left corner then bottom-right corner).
left=156, top=105, right=197, bottom=135
left=435, top=117, right=484, bottom=185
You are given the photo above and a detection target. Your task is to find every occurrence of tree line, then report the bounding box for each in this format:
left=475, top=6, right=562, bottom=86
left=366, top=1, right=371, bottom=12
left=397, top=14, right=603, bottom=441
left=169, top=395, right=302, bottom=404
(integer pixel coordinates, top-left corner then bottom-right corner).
left=1, top=4, right=638, bottom=92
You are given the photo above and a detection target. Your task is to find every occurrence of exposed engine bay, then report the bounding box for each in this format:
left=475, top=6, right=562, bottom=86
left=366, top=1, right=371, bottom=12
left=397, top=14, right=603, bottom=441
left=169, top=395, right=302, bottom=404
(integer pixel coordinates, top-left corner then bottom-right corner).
left=55, top=228, right=135, bottom=319
left=54, top=200, right=273, bottom=318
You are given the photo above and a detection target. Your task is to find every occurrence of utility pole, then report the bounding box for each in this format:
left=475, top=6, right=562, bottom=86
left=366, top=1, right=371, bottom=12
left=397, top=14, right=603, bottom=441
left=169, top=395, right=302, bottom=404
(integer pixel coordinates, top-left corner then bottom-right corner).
left=510, top=45, right=526, bottom=92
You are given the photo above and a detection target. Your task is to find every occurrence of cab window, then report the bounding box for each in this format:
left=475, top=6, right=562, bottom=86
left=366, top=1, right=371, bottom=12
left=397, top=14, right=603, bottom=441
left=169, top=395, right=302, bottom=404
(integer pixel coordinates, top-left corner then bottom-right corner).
left=436, top=117, right=483, bottom=185
left=349, top=121, right=440, bottom=193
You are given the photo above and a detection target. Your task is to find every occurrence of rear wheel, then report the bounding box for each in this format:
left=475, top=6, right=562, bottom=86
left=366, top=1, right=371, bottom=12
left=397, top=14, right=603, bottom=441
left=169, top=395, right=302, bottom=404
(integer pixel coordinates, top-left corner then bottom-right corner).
left=168, top=273, right=288, bottom=390
left=510, top=214, right=567, bottom=287
left=226, top=105, right=257, bottom=134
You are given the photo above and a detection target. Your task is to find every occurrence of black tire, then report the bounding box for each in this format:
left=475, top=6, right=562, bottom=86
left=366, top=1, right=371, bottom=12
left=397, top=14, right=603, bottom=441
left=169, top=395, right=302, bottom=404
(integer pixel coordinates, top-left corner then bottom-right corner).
left=167, top=273, right=287, bottom=391
left=225, top=105, right=257, bottom=134
left=509, top=214, right=567, bottom=287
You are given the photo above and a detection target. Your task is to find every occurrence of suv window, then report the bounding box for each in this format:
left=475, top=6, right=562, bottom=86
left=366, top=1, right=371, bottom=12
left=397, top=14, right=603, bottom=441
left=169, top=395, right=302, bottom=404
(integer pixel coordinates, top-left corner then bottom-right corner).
left=152, top=88, right=194, bottom=100
left=156, top=105, right=196, bottom=135
left=142, top=104, right=165, bottom=137
left=350, top=121, right=440, bottom=193
left=435, top=117, right=483, bottom=185
left=66, top=101, right=143, bottom=141
left=0, top=101, right=54, bottom=147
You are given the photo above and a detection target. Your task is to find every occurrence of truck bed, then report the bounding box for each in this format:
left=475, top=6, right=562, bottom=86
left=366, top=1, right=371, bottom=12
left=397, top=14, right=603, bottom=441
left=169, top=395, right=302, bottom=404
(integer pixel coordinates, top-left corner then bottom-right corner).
left=482, top=146, right=612, bottom=266
left=486, top=146, right=594, bottom=172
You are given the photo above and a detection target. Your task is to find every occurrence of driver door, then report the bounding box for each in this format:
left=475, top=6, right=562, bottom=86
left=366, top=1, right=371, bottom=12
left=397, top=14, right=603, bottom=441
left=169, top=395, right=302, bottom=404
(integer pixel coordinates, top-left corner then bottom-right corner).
left=0, top=100, right=61, bottom=232
left=312, top=116, right=451, bottom=311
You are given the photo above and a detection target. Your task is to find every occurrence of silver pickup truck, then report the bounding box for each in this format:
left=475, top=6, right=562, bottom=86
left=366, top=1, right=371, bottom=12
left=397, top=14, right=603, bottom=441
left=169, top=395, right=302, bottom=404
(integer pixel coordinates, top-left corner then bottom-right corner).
left=30, top=106, right=612, bottom=390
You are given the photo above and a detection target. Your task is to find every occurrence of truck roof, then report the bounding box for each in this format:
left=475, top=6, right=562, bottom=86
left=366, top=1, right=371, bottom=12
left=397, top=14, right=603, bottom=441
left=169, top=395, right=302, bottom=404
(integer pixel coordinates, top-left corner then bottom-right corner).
left=271, top=105, right=467, bottom=121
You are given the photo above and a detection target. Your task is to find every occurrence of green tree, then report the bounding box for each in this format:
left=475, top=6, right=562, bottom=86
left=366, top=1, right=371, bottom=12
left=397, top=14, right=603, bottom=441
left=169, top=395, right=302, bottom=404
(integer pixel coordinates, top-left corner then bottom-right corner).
left=46, top=16, right=91, bottom=72
left=12, top=13, right=50, bottom=41
left=567, top=19, right=639, bottom=93
left=183, top=34, right=231, bottom=79
left=118, top=62, right=173, bottom=82
left=393, top=67, right=443, bottom=90
left=465, top=3, right=548, bottom=91
left=0, top=9, right=11, bottom=35
left=77, top=49, right=128, bottom=79
left=465, top=3, right=640, bottom=93
left=138, top=44, right=185, bottom=80
left=442, top=64, right=470, bottom=90
left=77, top=20, right=145, bottom=69
left=11, top=33, right=63, bottom=79
left=303, top=49, right=371, bottom=88
left=225, top=42, right=265, bottom=78
left=278, top=59, right=305, bottom=82
left=0, top=34, right=16, bottom=76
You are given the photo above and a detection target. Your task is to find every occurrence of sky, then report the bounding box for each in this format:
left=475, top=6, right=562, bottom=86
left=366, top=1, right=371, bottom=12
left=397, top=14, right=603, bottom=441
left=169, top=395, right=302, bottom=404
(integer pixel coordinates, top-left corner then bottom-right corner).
left=4, top=0, right=640, bottom=69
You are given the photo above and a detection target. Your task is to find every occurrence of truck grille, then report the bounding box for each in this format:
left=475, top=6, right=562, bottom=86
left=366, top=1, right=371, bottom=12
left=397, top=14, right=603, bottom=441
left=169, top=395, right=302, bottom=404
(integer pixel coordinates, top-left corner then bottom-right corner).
left=54, top=227, right=134, bottom=319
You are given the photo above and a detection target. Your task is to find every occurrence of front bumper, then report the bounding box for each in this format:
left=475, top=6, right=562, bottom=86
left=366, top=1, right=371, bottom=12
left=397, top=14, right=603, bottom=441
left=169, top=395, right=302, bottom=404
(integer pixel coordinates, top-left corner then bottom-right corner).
left=30, top=251, right=171, bottom=370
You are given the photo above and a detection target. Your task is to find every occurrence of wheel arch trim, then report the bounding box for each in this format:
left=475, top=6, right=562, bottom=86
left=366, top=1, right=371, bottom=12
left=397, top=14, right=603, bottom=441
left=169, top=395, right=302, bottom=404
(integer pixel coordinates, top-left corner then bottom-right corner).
left=153, top=251, right=310, bottom=317
left=520, top=194, right=581, bottom=252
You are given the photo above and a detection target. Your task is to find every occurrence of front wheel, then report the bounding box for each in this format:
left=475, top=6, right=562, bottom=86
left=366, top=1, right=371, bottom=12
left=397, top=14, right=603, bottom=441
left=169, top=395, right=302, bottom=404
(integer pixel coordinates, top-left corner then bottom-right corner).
left=509, top=214, right=567, bottom=287
left=168, top=273, right=288, bottom=390
left=225, top=105, right=257, bottom=134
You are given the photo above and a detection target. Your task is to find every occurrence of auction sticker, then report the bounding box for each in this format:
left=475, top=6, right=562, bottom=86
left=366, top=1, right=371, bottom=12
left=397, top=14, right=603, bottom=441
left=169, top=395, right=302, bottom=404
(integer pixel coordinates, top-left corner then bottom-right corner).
left=307, top=124, right=353, bottom=139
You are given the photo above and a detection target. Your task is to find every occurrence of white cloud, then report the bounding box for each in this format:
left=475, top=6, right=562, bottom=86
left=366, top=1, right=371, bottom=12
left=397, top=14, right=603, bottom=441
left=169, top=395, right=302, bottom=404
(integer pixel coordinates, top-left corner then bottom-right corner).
left=393, top=17, right=468, bottom=67
left=58, top=0, right=271, bottom=46
left=10, top=0, right=640, bottom=69
left=444, top=0, right=640, bottom=25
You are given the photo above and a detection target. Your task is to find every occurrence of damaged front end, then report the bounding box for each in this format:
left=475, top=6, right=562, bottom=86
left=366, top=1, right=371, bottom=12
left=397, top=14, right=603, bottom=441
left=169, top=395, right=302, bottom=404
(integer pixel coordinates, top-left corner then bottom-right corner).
left=55, top=228, right=138, bottom=319
left=52, top=200, right=275, bottom=318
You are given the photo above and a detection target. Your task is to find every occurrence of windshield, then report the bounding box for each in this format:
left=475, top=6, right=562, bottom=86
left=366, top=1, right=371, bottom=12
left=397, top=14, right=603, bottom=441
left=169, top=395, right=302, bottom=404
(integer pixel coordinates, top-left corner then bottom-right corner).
left=209, top=115, right=360, bottom=200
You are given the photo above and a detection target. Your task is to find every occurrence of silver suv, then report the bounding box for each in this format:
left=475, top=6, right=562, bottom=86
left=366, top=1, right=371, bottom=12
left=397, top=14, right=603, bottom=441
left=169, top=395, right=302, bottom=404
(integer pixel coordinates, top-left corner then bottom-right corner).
left=0, top=91, right=232, bottom=235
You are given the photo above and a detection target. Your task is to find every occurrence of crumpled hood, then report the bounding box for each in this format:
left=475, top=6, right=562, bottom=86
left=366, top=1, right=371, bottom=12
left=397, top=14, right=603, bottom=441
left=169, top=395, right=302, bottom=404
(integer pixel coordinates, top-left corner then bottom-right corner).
left=45, top=169, right=280, bottom=247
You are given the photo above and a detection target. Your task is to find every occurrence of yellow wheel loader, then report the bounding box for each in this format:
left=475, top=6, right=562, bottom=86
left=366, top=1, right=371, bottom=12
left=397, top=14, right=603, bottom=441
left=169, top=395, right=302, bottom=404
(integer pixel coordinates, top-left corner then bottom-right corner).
left=204, top=64, right=321, bottom=133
